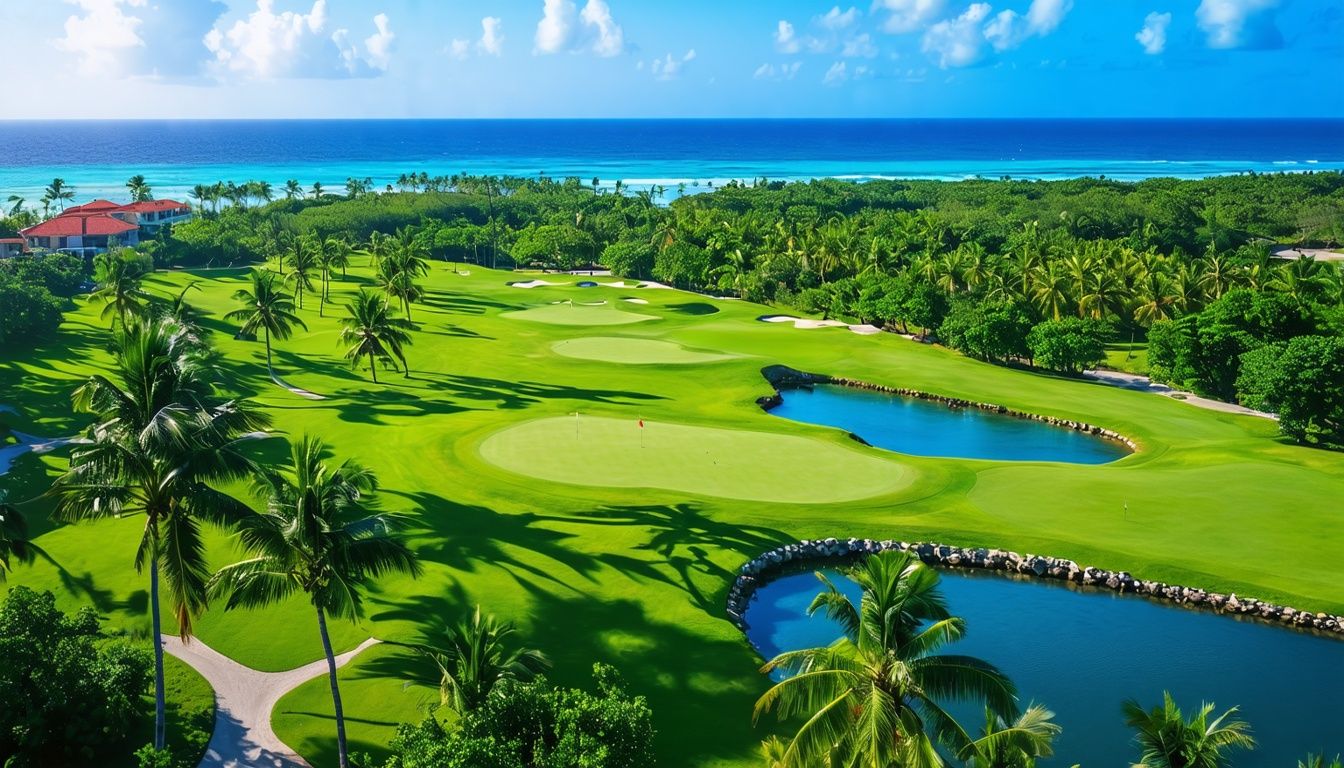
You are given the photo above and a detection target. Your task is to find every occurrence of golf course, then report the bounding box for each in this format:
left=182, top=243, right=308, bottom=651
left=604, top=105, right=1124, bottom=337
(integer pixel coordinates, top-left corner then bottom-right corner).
left=2, top=260, right=1342, bottom=767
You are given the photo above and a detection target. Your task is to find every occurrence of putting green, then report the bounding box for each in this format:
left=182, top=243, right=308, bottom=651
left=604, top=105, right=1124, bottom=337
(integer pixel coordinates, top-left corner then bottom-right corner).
left=478, top=415, right=912, bottom=503
left=551, top=337, right=738, bottom=365
left=501, top=304, right=657, bottom=326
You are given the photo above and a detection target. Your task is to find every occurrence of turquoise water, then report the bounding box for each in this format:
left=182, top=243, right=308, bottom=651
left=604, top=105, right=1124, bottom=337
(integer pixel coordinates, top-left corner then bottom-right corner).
left=746, top=569, right=1344, bottom=767
left=1, top=119, right=1341, bottom=201
left=768, top=385, right=1129, bottom=464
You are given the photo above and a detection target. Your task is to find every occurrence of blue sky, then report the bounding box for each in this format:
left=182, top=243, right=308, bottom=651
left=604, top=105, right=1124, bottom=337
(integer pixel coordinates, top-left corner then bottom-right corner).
left=5, top=0, right=1341, bottom=118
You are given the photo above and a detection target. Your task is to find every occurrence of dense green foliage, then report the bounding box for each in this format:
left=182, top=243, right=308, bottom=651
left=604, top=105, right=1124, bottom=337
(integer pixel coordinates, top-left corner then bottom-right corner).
left=383, top=664, right=655, bottom=768
left=0, top=587, right=151, bottom=767
left=0, top=253, right=88, bottom=345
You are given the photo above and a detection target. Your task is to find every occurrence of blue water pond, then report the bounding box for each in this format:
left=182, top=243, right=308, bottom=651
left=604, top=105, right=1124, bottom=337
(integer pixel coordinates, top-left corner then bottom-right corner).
left=745, top=568, right=1344, bottom=767
left=769, top=384, right=1129, bottom=464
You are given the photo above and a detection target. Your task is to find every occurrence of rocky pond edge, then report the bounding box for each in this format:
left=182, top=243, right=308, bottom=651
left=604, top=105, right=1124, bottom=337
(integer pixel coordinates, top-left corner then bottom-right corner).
left=725, top=537, right=1344, bottom=638
left=755, top=364, right=1138, bottom=453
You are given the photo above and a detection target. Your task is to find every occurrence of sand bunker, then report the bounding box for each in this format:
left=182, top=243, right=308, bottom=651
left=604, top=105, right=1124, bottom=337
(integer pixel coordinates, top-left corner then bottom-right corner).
left=622, top=298, right=649, bottom=305
left=761, top=315, right=884, bottom=335
left=508, top=279, right=568, bottom=289
left=552, top=337, right=738, bottom=365
left=479, top=416, right=912, bottom=504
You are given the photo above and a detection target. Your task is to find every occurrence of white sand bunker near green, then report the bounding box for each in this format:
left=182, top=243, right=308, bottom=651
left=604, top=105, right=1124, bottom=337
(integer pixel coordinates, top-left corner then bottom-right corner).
left=502, top=304, right=658, bottom=326
left=552, top=337, right=739, bottom=365
left=479, top=416, right=912, bottom=504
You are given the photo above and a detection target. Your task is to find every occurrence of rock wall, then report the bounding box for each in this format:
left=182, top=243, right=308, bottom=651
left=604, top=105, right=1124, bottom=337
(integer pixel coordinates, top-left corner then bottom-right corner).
left=756, top=365, right=1137, bottom=451
left=725, top=538, right=1344, bottom=637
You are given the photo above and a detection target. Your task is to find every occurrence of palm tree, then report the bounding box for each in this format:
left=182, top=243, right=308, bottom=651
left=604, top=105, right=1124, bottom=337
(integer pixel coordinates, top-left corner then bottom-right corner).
left=225, top=270, right=307, bottom=373
left=339, top=290, right=412, bottom=382
left=44, top=178, right=74, bottom=212
left=310, top=181, right=325, bottom=200
left=92, top=252, right=150, bottom=327
left=188, top=185, right=207, bottom=214
left=51, top=317, right=270, bottom=751
left=960, top=704, right=1061, bottom=768
left=208, top=435, right=420, bottom=768
left=1123, top=692, right=1255, bottom=768
left=126, top=175, right=153, bottom=202
left=284, top=236, right=319, bottom=310
left=285, top=179, right=303, bottom=200
left=0, top=493, right=41, bottom=580
left=377, top=228, right=430, bottom=320
left=1298, top=754, right=1344, bottom=768
left=5, top=195, right=24, bottom=218
left=755, top=551, right=1017, bottom=768
left=394, top=605, right=550, bottom=712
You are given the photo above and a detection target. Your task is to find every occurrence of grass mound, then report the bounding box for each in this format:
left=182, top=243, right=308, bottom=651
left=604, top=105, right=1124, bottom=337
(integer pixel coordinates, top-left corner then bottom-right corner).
left=551, top=337, right=738, bottom=365
left=501, top=304, right=658, bottom=326
left=478, top=415, right=913, bottom=503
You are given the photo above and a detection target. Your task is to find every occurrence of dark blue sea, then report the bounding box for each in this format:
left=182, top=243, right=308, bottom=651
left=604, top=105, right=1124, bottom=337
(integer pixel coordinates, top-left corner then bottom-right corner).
left=1, top=119, right=1340, bottom=201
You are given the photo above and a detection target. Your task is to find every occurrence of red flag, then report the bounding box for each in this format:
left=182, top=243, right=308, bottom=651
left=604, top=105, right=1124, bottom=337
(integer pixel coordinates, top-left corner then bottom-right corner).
left=638, top=419, right=644, bottom=428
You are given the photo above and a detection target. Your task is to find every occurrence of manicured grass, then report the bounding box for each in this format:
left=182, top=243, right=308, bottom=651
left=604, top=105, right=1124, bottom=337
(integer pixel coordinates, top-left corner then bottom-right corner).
left=501, top=303, right=659, bottom=325
left=1103, top=343, right=1150, bottom=376
left=479, top=415, right=913, bottom=503
left=2, top=263, right=1342, bottom=767
left=551, top=336, right=739, bottom=364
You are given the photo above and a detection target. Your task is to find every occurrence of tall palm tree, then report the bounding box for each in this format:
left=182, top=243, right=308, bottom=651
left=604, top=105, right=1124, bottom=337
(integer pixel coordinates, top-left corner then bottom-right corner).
left=960, top=704, right=1061, bottom=768
left=1123, top=692, right=1255, bottom=768
left=92, top=252, right=150, bottom=327
left=285, top=179, right=303, bottom=201
left=284, top=236, right=319, bottom=310
left=208, top=435, right=420, bottom=768
left=394, top=605, right=550, bottom=712
left=310, top=181, right=325, bottom=200
left=51, top=317, right=270, bottom=751
left=0, top=493, right=41, bottom=580
left=188, top=185, right=207, bottom=214
left=339, top=290, right=412, bottom=382
left=44, top=178, right=74, bottom=211
left=225, top=270, right=307, bottom=373
left=126, top=175, right=153, bottom=202
left=5, top=195, right=24, bottom=218
left=755, top=551, right=1018, bottom=768
left=377, top=228, right=430, bottom=321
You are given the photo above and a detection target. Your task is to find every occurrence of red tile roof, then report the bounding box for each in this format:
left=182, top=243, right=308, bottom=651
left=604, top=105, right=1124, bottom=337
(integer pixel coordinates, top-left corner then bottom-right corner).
left=0, top=238, right=25, bottom=245
left=64, top=199, right=124, bottom=214
left=22, top=215, right=138, bottom=238
left=123, top=199, right=190, bottom=213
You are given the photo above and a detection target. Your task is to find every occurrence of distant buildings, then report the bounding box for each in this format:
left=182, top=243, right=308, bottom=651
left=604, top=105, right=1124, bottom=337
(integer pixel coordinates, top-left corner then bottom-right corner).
left=0, top=238, right=26, bottom=258
left=20, top=199, right=192, bottom=256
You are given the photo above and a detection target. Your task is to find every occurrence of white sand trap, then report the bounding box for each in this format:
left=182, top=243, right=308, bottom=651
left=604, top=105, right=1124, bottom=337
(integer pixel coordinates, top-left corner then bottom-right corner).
left=622, top=298, right=649, bottom=304
left=601, top=280, right=632, bottom=288
left=269, top=367, right=326, bottom=400
left=636, top=281, right=673, bottom=290
left=848, top=324, right=883, bottom=335
left=760, top=315, right=849, bottom=330
left=578, top=300, right=608, bottom=306
left=509, top=279, right=569, bottom=289
left=1, top=431, right=91, bottom=476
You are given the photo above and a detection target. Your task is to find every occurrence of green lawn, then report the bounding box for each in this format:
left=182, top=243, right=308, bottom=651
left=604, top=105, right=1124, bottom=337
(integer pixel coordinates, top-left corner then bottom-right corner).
left=551, top=336, right=740, bottom=364
left=1102, top=342, right=1150, bottom=376
left=2, top=262, right=1342, bottom=767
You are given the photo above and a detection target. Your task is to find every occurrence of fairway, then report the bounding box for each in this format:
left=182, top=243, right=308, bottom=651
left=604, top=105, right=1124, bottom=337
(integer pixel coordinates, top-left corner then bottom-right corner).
left=478, top=415, right=912, bottom=503
left=551, top=336, right=739, bottom=364
left=501, top=303, right=659, bottom=325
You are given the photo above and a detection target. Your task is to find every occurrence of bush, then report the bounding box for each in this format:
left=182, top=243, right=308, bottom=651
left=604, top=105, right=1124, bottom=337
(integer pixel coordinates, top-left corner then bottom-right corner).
left=0, top=274, right=65, bottom=346
left=383, top=664, right=655, bottom=768
left=1237, top=335, right=1344, bottom=447
left=0, top=587, right=153, bottom=767
left=599, top=240, right=654, bottom=280
left=1028, top=318, right=1109, bottom=373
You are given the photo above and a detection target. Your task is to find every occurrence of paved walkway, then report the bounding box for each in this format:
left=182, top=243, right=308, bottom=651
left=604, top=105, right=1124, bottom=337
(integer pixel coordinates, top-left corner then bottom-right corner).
left=1083, top=369, right=1276, bottom=419
left=268, top=367, right=326, bottom=400
left=163, top=636, right=379, bottom=768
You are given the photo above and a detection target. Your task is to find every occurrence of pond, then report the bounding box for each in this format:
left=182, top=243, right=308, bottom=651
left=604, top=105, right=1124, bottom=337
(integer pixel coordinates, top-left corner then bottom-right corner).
left=745, top=568, right=1344, bottom=767
left=768, top=385, right=1129, bottom=464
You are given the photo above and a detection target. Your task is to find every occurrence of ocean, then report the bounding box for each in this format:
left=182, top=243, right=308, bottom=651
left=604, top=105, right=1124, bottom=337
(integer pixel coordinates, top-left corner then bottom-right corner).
left=1, top=119, right=1341, bottom=203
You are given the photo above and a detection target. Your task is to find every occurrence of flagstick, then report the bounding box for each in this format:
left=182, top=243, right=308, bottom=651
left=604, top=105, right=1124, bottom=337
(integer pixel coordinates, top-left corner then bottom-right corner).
left=575, top=411, right=579, bottom=440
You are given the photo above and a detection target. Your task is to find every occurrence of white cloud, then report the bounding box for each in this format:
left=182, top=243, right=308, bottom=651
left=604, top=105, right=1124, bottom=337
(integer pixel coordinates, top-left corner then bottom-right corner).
left=56, top=0, right=227, bottom=78
left=480, top=16, right=504, bottom=56
left=775, top=20, right=801, bottom=53
left=448, top=38, right=471, bottom=59
left=650, top=49, right=695, bottom=80
left=754, top=61, right=803, bottom=80
left=1135, top=11, right=1171, bottom=54
left=823, top=60, right=848, bottom=84
left=204, top=0, right=393, bottom=79
left=984, top=0, right=1074, bottom=51
left=816, top=6, right=860, bottom=30
left=842, top=32, right=878, bottom=57
left=873, top=0, right=946, bottom=34
left=922, top=2, right=991, bottom=67
left=1196, top=0, right=1282, bottom=49
left=534, top=0, right=624, bottom=56
left=580, top=0, right=624, bottom=56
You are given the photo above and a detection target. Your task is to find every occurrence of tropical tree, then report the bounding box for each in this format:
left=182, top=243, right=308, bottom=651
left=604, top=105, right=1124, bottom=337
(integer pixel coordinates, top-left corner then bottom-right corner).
left=225, top=269, right=307, bottom=372
left=126, top=175, right=153, bottom=202
left=339, top=289, right=413, bottom=382
left=394, top=605, right=550, bottom=713
left=754, top=551, right=1018, bottom=768
left=50, top=317, right=270, bottom=751
left=1123, top=692, right=1255, bottom=768
left=377, top=228, right=430, bottom=320
left=284, top=179, right=303, bottom=200
left=5, top=195, right=24, bottom=218
left=92, top=251, right=151, bottom=327
left=284, top=235, right=319, bottom=310
left=311, top=181, right=325, bottom=200
left=959, top=704, right=1061, bottom=768
left=208, top=435, right=420, bottom=768
left=44, top=178, right=74, bottom=211
left=0, top=493, right=40, bottom=580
